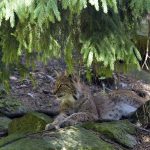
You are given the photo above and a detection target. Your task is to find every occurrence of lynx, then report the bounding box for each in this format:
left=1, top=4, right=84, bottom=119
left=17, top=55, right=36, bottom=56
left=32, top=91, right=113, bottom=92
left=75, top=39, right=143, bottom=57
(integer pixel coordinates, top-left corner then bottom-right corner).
left=45, top=74, right=148, bottom=130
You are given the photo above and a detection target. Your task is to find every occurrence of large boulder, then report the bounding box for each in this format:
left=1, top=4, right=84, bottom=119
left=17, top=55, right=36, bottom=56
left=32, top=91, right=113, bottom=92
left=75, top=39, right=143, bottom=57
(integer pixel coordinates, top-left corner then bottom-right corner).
left=8, top=112, right=53, bottom=134
left=0, top=127, right=116, bottom=150
left=0, top=95, right=60, bottom=118
left=82, top=120, right=137, bottom=148
left=0, top=113, right=139, bottom=150
left=0, top=120, right=139, bottom=150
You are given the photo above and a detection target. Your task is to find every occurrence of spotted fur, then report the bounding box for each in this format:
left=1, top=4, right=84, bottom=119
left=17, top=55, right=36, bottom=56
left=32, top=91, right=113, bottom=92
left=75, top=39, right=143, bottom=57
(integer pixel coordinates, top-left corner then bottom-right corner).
left=45, top=74, right=148, bottom=130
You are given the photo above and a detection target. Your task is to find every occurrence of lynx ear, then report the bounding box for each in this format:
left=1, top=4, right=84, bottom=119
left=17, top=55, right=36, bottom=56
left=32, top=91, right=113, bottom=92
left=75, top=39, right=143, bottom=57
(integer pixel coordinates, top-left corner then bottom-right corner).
left=71, top=74, right=80, bottom=82
left=55, top=70, right=68, bottom=78
left=72, top=76, right=82, bottom=91
left=64, top=70, right=68, bottom=76
left=54, top=70, right=61, bottom=78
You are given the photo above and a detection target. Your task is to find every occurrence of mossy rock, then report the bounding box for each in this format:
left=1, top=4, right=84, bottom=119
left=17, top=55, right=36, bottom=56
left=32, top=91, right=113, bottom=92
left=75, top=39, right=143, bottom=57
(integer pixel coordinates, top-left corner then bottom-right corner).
left=0, top=133, right=51, bottom=150
left=82, top=120, right=137, bottom=148
left=0, top=97, right=27, bottom=117
left=0, top=117, right=11, bottom=130
left=0, top=127, right=116, bottom=150
left=0, top=116, right=12, bottom=137
left=8, top=112, right=53, bottom=134
left=127, top=69, right=150, bottom=83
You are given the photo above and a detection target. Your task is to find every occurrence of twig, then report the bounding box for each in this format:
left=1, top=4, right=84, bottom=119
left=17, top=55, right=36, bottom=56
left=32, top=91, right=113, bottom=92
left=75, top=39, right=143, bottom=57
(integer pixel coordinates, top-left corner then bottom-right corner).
left=142, top=19, right=150, bottom=69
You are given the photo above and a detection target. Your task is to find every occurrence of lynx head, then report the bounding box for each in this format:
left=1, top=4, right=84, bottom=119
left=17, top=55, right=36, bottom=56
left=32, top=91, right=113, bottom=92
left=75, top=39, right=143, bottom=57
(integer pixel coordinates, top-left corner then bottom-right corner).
left=52, top=72, right=78, bottom=112
left=53, top=73, right=87, bottom=100
left=53, top=71, right=76, bottom=97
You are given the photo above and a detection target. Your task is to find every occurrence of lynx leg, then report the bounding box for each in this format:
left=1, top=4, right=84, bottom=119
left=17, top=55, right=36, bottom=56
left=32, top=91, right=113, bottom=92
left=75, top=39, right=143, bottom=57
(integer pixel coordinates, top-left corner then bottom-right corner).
left=45, top=113, right=68, bottom=131
left=60, top=112, right=98, bottom=127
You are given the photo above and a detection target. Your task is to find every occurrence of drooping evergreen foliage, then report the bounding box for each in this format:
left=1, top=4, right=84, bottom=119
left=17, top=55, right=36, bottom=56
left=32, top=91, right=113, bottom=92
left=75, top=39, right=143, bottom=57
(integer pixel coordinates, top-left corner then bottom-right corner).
left=0, top=0, right=150, bottom=81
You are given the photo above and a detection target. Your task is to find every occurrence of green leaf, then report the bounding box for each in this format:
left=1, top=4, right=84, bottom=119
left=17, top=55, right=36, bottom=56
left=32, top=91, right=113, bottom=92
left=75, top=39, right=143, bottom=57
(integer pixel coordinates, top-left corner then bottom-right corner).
left=89, top=0, right=99, bottom=11
left=48, top=0, right=61, bottom=21
left=87, top=50, right=93, bottom=67
left=101, top=0, right=108, bottom=13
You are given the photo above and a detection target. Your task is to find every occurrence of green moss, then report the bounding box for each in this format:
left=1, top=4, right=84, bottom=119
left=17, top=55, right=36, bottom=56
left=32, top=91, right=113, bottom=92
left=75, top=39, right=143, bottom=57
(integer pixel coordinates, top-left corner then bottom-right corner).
left=8, top=112, right=53, bottom=134
left=0, top=133, right=25, bottom=146
left=0, top=96, right=27, bottom=116
left=0, top=97, right=22, bottom=109
left=0, top=133, right=51, bottom=150
left=0, top=127, right=117, bottom=150
left=0, top=117, right=11, bottom=130
left=127, top=69, right=150, bottom=84
left=82, top=120, right=137, bottom=148
left=54, top=127, right=117, bottom=150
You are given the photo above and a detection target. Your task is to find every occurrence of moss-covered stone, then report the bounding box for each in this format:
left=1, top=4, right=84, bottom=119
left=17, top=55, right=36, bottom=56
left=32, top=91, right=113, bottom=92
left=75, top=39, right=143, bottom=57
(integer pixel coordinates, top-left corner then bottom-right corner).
left=82, top=120, right=137, bottom=148
left=0, top=133, right=51, bottom=150
left=0, top=117, right=11, bottom=130
left=8, top=112, right=53, bottom=134
left=0, top=116, right=12, bottom=137
left=127, top=69, right=150, bottom=84
left=0, top=97, right=27, bottom=117
left=0, top=127, right=116, bottom=150
left=0, top=97, right=22, bottom=109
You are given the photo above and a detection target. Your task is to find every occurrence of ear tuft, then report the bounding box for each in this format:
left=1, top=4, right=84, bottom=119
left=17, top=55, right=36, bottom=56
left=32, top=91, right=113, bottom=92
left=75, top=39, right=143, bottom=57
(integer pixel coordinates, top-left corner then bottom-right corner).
left=54, top=70, right=61, bottom=78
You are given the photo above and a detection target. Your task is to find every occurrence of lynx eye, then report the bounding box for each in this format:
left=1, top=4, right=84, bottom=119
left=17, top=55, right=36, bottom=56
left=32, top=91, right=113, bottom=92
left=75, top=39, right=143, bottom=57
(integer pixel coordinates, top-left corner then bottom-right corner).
left=57, top=93, right=64, bottom=97
left=73, top=94, right=78, bottom=100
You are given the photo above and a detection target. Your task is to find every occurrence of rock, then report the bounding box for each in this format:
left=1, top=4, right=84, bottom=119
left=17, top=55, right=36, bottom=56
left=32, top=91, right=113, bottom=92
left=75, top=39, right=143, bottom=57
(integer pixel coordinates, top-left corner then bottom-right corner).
left=0, top=114, right=139, bottom=149
left=82, top=120, right=137, bottom=148
left=0, top=97, right=27, bottom=118
left=0, top=117, right=12, bottom=130
left=128, top=69, right=150, bottom=84
left=0, top=117, right=11, bottom=137
left=8, top=112, right=53, bottom=134
left=0, top=95, right=60, bottom=117
left=0, top=127, right=116, bottom=150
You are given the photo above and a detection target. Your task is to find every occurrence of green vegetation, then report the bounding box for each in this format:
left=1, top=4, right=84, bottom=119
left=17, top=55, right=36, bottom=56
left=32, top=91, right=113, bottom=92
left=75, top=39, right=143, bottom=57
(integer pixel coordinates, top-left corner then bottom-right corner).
left=0, top=0, right=150, bottom=81
left=0, top=127, right=116, bottom=150
left=0, top=121, right=138, bottom=150
left=8, top=112, right=53, bottom=134
left=82, top=120, right=137, bottom=148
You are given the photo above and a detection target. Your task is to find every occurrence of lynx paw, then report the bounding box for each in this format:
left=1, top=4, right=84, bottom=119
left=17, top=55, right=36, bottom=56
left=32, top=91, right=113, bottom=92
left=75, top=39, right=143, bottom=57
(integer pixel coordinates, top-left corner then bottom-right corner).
left=45, top=123, right=56, bottom=131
